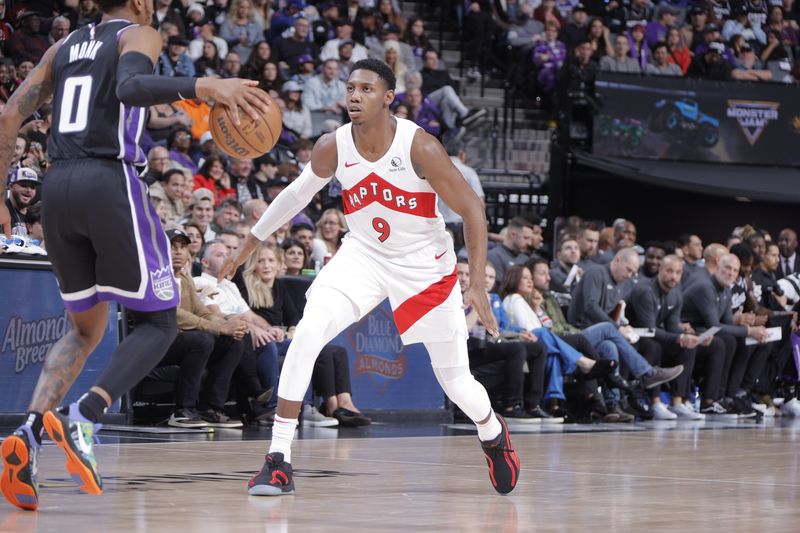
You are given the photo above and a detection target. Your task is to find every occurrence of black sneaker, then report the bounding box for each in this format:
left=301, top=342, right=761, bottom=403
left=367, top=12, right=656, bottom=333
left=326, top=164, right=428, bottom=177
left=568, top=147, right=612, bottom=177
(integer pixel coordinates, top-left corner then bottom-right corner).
left=460, top=108, right=487, bottom=128
left=248, top=452, right=295, bottom=496
left=480, top=414, right=520, bottom=495
left=699, top=401, right=737, bottom=418
left=641, top=365, right=684, bottom=389
left=331, top=407, right=371, bottom=427
left=726, top=396, right=757, bottom=418
left=604, top=405, right=635, bottom=423
left=198, top=409, right=243, bottom=428
left=503, top=404, right=537, bottom=423
left=1, top=425, right=40, bottom=510
left=168, top=408, right=209, bottom=428
left=528, top=405, right=563, bottom=424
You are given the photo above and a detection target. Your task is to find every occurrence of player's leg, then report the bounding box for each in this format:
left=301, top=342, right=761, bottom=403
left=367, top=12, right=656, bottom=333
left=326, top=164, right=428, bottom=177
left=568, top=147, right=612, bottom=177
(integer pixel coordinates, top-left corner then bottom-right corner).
left=425, top=337, right=520, bottom=495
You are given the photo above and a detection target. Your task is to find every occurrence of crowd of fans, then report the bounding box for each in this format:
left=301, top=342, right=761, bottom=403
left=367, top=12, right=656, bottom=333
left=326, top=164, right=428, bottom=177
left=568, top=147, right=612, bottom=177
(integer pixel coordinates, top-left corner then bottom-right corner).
left=2, top=0, right=799, bottom=427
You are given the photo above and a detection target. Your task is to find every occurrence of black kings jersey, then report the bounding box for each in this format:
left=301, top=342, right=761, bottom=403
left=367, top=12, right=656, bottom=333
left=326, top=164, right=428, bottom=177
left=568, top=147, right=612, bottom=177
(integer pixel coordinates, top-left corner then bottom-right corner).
left=49, top=20, right=147, bottom=166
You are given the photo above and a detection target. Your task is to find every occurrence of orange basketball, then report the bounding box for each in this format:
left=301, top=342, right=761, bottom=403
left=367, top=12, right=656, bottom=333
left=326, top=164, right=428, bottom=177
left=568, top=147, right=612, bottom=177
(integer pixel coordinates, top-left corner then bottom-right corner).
left=209, top=92, right=282, bottom=159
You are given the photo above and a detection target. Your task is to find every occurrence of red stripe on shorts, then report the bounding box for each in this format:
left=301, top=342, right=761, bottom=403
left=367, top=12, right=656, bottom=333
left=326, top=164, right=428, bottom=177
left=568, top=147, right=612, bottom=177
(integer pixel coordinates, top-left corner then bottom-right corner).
left=393, top=267, right=458, bottom=335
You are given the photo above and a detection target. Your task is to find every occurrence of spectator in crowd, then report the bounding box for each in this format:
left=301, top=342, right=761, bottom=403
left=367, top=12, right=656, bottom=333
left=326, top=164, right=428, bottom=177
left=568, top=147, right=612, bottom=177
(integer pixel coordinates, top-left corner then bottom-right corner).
left=599, top=33, right=642, bottom=72
left=321, top=18, right=369, bottom=62
left=534, top=0, right=567, bottom=28
left=23, top=203, right=44, bottom=248
left=627, top=24, right=649, bottom=71
left=193, top=155, right=232, bottom=204
left=383, top=40, right=409, bottom=93
left=173, top=95, right=211, bottom=142
left=3, top=167, right=39, bottom=237
left=438, top=138, right=484, bottom=251
left=378, top=0, right=406, bottom=33
left=678, top=233, right=704, bottom=282
left=302, top=58, right=346, bottom=118
left=488, top=217, right=535, bottom=287
left=507, top=4, right=544, bottom=56
left=723, top=5, right=767, bottom=47
left=153, top=0, right=186, bottom=37
left=147, top=101, right=193, bottom=145
left=746, top=230, right=767, bottom=262
left=560, top=4, right=589, bottom=50
left=576, top=224, right=601, bottom=265
left=550, top=238, right=582, bottom=294
left=0, top=63, right=17, bottom=104
left=242, top=198, right=269, bottom=229
left=688, top=41, right=735, bottom=79
left=767, top=6, right=799, bottom=51
left=313, top=208, right=347, bottom=262
left=189, top=36, right=222, bottom=76
left=694, top=23, right=736, bottom=63
left=266, top=0, right=306, bottom=43
left=210, top=198, right=243, bottom=235
left=336, top=39, right=358, bottom=80
left=257, top=60, right=286, bottom=97
left=273, top=16, right=318, bottom=73
left=158, top=36, right=196, bottom=77
left=534, top=21, right=569, bottom=93
left=189, top=19, right=229, bottom=63
left=150, top=169, right=186, bottom=228
left=220, top=50, right=243, bottom=78
left=281, top=80, right=312, bottom=140
left=354, top=7, right=382, bottom=53
left=626, top=255, right=707, bottom=419
left=399, top=86, right=443, bottom=137
left=242, top=40, right=272, bottom=79
left=168, top=229, right=249, bottom=428
left=777, top=228, right=799, bottom=279
left=639, top=242, right=666, bottom=278
left=186, top=188, right=217, bottom=241
left=48, top=16, right=71, bottom=44
left=682, top=6, right=710, bottom=52
left=746, top=0, right=770, bottom=30
left=420, top=48, right=486, bottom=131
left=8, top=12, right=49, bottom=64
left=220, top=0, right=264, bottom=64
left=586, top=18, right=612, bottom=59
left=646, top=6, right=678, bottom=49
left=281, top=238, right=309, bottom=275
left=313, top=1, right=340, bottom=48
left=167, top=128, right=198, bottom=175
left=734, top=42, right=774, bottom=79
left=761, top=29, right=791, bottom=63
left=402, top=15, right=433, bottom=70
left=143, top=146, right=171, bottom=185
left=14, top=61, right=35, bottom=85
left=227, top=157, right=263, bottom=202
left=646, top=41, right=683, bottom=75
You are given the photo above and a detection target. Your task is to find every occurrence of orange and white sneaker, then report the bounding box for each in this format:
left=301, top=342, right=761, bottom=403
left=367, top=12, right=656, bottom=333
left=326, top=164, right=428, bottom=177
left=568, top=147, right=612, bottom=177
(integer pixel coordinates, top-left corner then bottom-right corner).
left=43, top=404, right=103, bottom=496
left=480, top=414, right=520, bottom=494
left=1, top=426, right=40, bottom=510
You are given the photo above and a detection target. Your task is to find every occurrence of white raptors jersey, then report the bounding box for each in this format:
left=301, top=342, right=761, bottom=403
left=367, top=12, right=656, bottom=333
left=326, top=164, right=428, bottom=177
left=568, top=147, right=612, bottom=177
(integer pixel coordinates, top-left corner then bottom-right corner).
left=335, top=117, right=448, bottom=257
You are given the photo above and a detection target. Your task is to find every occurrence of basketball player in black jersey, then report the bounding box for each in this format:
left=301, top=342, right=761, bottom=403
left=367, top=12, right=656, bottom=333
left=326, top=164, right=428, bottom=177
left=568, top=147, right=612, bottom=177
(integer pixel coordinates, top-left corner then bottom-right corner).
left=0, top=0, right=270, bottom=511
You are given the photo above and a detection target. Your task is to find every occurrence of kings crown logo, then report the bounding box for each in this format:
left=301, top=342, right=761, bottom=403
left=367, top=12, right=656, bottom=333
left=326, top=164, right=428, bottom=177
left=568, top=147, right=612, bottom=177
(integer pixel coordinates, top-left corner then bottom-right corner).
left=726, top=100, right=780, bottom=146
left=150, top=267, right=175, bottom=301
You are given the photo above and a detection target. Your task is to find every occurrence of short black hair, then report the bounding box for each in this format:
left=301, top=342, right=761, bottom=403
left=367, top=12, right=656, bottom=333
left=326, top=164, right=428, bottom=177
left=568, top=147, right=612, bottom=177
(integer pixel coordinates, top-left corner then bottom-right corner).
left=349, top=58, right=396, bottom=91
left=161, top=168, right=184, bottom=183
left=24, top=202, right=41, bottom=225
left=730, top=243, right=754, bottom=264
left=96, top=0, right=127, bottom=12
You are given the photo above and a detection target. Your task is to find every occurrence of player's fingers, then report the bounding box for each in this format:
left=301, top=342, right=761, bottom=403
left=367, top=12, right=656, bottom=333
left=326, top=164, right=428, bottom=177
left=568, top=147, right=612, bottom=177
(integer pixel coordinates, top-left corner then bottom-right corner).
left=244, top=90, right=271, bottom=115
left=238, top=97, right=260, bottom=121
left=228, top=104, right=241, bottom=126
left=241, top=79, right=259, bottom=87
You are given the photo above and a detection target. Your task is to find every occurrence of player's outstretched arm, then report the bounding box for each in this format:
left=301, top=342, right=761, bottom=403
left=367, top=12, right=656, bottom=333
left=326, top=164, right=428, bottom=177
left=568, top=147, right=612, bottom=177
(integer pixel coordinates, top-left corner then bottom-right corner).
left=116, top=25, right=270, bottom=125
left=0, top=40, right=61, bottom=237
left=218, top=133, right=338, bottom=281
left=410, top=130, right=499, bottom=336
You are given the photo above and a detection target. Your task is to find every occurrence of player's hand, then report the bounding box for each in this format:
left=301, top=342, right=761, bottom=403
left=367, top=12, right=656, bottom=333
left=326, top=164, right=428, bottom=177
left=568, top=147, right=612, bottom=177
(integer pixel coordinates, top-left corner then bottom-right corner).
left=198, top=78, right=272, bottom=125
left=0, top=202, right=11, bottom=239
left=463, top=285, right=499, bottom=337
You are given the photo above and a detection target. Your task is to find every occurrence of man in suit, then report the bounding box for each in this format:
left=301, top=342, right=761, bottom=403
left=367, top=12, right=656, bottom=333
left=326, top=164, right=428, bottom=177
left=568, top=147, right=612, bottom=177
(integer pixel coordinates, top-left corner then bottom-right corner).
left=777, top=228, right=798, bottom=280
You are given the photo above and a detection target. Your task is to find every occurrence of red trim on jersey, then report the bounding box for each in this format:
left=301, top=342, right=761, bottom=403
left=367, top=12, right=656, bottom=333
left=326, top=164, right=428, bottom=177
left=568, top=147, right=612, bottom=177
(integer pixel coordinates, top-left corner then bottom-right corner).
left=393, top=267, right=457, bottom=334
left=342, top=173, right=437, bottom=218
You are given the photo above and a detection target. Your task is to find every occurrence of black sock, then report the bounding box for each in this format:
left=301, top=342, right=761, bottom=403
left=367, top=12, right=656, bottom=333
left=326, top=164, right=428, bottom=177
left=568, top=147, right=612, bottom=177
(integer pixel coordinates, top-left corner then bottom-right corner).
left=77, top=391, right=108, bottom=423
left=23, top=411, right=44, bottom=445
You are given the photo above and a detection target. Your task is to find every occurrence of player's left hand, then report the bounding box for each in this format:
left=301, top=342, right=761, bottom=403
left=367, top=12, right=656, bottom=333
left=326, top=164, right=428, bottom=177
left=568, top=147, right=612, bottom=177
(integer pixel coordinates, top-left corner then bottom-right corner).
left=463, top=285, right=499, bottom=337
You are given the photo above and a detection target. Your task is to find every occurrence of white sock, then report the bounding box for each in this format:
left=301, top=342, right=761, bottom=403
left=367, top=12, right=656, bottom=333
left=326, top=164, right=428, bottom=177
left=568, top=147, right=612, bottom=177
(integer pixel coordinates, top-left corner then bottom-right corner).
left=269, top=415, right=298, bottom=463
left=476, top=411, right=501, bottom=442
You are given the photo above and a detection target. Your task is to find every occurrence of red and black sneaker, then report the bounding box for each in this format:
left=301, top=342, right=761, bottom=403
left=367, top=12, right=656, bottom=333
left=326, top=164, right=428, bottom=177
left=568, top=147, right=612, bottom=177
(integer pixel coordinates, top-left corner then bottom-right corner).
left=248, top=452, right=295, bottom=496
left=480, top=414, right=520, bottom=494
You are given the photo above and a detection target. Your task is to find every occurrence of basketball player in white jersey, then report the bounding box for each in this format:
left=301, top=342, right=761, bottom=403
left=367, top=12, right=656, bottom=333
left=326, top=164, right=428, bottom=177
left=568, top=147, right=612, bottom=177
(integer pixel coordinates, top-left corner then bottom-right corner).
left=221, top=59, right=520, bottom=496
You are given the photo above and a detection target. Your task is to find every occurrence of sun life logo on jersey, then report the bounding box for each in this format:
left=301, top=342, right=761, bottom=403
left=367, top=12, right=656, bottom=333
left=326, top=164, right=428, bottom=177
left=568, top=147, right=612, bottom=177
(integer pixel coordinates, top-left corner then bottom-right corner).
left=726, top=100, right=780, bottom=145
left=388, top=156, right=405, bottom=172
left=150, top=267, right=175, bottom=301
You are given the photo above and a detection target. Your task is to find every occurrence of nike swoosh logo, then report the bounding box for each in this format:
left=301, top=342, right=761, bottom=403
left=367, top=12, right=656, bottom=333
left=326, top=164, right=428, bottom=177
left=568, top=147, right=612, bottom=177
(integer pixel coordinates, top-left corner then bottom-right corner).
left=344, top=161, right=359, bottom=168
left=75, top=425, right=92, bottom=455
left=435, top=250, right=447, bottom=260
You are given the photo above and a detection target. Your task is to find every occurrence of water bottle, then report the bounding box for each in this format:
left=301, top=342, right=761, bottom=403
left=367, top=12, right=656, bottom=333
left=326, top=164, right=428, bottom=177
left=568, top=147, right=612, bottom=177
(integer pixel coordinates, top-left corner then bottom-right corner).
left=692, top=386, right=701, bottom=413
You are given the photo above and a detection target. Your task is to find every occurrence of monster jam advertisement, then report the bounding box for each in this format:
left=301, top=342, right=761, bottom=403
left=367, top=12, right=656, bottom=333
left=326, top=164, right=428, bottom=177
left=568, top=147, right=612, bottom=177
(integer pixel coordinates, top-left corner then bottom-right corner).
left=592, top=73, right=800, bottom=166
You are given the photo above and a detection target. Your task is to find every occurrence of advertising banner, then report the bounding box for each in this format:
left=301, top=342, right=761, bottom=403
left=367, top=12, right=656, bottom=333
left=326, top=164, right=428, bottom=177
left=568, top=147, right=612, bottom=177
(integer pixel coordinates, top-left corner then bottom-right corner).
left=592, top=73, right=800, bottom=166
left=331, top=301, right=444, bottom=410
left=0, top=267, right=120, bottom=413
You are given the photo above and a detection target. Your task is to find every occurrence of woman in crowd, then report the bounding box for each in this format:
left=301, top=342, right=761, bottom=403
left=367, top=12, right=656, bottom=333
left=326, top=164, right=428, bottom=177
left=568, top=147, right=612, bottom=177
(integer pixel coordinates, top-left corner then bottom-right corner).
left=183, top=222, right=205, bottom=277
left=402, top=16, right=433, bottom=69
left=587, top=18, right=612, bottom=59
left=384, top=40, right=409, bottom=93
left=378, top=0, right=406, bottom=33
left=257, top=60, right=285, bottom=98
left=768, top=6, right=799, bottom=52
left=147, top=101, right=192, bottom=145
left=666, top=27, right=692, bottom=74
left=313, top=208, right=347, bottom=263
left=281, top=81, right=312, bottom=140
left=281, top=238, right=309, bottom=276
left=533, top=0, right=566, bottom=29
left=219, top=0, right=264, bottom=64
left=195, top=40, right=223, bottom=78
left=242, top=40, right=272, bottom=79
left=627, top=24, right=649, bottom=70
left=193, top=155, right=236, bottom=205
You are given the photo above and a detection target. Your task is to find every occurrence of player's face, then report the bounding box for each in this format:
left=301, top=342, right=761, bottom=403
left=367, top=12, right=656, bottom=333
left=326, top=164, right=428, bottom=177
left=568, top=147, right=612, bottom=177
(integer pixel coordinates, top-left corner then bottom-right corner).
left=346, top=69, right=394, bottom=125
left=256, top=247, right=280, bottom=283
left=284, top=245, right=305, bottom=273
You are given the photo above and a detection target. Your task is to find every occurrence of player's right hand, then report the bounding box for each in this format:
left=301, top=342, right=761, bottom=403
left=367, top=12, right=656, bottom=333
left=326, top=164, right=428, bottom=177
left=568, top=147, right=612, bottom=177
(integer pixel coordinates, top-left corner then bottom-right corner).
left=199, top=78, right=271, bottom=125
left=464, top=285, right=499, bottom=337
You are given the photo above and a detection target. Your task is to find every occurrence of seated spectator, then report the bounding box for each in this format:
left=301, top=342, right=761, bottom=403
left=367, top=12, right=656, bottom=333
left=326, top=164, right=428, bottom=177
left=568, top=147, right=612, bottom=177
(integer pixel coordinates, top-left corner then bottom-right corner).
left=568, top=247, right=638, bottom=329
left=242, top=41, right=272, bottom=79
left=533, top=22, right=569, bottom=93
left=576, top=224, right=601, bottom=266
left=219, top=0, right=264, bottom=64
left=210, top=198, right=242, bottom=234
left=48, top=16, right=71, bottom=45
left=320, top=18, right=370, bottom=62
left=266, top=0, right=306, bottom=43
left=257, top=60, right=286, bottom=98
left=734, top=42, right=773, bottom=80
left=166, top=229, right=248, bottom=428
left=646, top=5, right=678, bottom=49
left=599, top=33, right=642, bottom=72
left=23, top=203, right=44, bottom=248
left=646, top=41, right=683, bottom=75
left=372, top=22, right=416, bottom=69
left=586, top=18, right=611, bottom=59
left=0, top=63, right=17, bottom=104
left=534, top=0, right=567, bottom=28
left=641, top=241, right=667, bottom=278
left=149, top=169, right=186, bottom=227
left=148, top=102, right=193, bottom=146
left=462, top=1, right=495, bottom=76
left=688, top=42, right=735, bottom=79
left=760, top=29, right=791, bottom=63
left=3, top=168, right=39, bottom=237
left=627, top=24, right=650, bottom=71
left=723, top=5, right=767, bottom=47
left=281, top=80, right=312, bottom=140
left=185, top=188, right=217, bottom=241
left=193, top=155, right=232, bottom=204
left=158, top=36, right=196, bottom=77
left=273, top=16, right=318, bottom=74
left=313, top=2, right=340, bottom=48
left=746, top=0, right=770, bottom=31
left=193, top=39, right=223, bottom=78
left=623, top=0, right=654, bottom=31
left=281, top=238, right=310, bottom=275
left=421, top=48, right=486, bottom=131
left=397, top=86, right=443, bottom=137
left=229, top=157, right=267, bottom=202
left=219, top=51, right=242, bottom=78
left=153, top=0, right=186, bottom=37
left=488, top=217, right=535, bottom=288
left=559, top=4, right=589, bottom=51
left=402, top=16, right=433, bottom=70
left=682, top=6, right=710, bottom=52
left=354, top=7, right=382, bottom=55
left=694, top=23, right=736, bottom=64
left=189, top=19, right=229, bottom=63
left=173, top=96, right=211, bottom=142
left=242, top=198, right=268, bottom=229
left=550, top=238, right=582, bottom=294
left=142, top=146, right=170, bottom=186
left=377, top=0, right=406, bottom=33
left=337, top=39, right=358, bottom=81
left=508, top=4, right=544, bottom=55
left=313, top=208, right=347, bottom=262
left=384, top=40, right=409, bottom=93
left=301, top=58, right=347, bottom=117
left=8, top=12, right=49, bottom=64
left=679, top=233, right=704, bottom=284
left=767, top=6, right=799, bottom=52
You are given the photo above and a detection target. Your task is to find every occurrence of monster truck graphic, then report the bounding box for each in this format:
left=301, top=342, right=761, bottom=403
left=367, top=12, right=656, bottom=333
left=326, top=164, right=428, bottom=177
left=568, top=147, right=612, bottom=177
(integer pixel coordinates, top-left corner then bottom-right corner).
left=650, top=98, right=720, bottom=148
left=596, top=115, right=644, bottom=150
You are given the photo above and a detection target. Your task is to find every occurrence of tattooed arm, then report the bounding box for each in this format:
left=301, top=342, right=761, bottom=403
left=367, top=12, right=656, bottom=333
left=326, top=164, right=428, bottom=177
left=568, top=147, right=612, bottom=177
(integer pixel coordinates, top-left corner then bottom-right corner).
left=0, top=40, right=60, bottom=238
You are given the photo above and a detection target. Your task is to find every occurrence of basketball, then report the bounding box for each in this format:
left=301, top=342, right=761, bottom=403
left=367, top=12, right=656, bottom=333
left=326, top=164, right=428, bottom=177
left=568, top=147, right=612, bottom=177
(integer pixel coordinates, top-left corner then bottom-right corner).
left=209, top=92, right=282, bottom=159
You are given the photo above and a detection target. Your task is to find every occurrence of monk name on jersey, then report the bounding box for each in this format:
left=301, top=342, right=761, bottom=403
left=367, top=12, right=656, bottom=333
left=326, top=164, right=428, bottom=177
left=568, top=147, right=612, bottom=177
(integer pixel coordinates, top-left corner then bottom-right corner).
left=69, top=40, right=103, bottom=63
